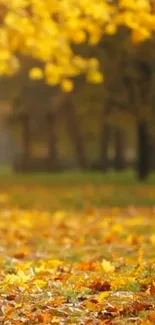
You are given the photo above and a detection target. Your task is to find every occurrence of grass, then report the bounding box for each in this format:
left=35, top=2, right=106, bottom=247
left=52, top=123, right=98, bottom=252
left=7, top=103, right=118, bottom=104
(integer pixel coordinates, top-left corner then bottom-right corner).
left=0, top=167, right=142, bottom=185
left=1, top=167, right=155, bottom=185
left=0, top=168, right=155, bottom=209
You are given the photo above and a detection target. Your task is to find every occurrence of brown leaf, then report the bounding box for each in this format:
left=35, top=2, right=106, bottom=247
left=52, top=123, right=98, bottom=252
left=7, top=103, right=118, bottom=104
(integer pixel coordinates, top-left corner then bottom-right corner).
left=14, top=252, right=27, bottom=259
left=78, top=261, right=99, bottom=271
left=38, top=313, right=51, bottom=323
left=150, top=282, right=155, bottom=295
left=97, top=308, right=117, bottom=320
left=121, top=300, right=152, bottom=316
left=89, top=280, right=111, bottom=292
left=106, top=305, right=118, bottom=314
left=6, top=294, right=16, bottom=301
left=149, top=311, right=155, bottom=322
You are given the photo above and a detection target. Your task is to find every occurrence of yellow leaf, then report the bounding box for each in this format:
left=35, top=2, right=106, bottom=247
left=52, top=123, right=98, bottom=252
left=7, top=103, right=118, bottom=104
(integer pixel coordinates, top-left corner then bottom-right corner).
left=105, top=23, right=117, bottom=35
left=4, top=270, right=31, bottom=284
left=0, top=50, right=11, bottom=60
left=51, top=317, right=60, bottom=323
left=120, top=0, right=150, bottom=11
left=88, top=58, right=100, bottom=69
left=61, top=79, right=74, bottom=92
left=112, top=224, right=124, bottom=233
left=34, top=279, right=47, bottom=288
left=48, top=259, right=63, bottom=268
left=72, top=30, right=86, bottom=44
left=34, top=264, right=45, bottom=274
left=97, top=291, right=110, bottom=302
left=29, top=67, right=44, bottom=80
left=150, top=234, right=155, bottom=244
left=131, top=28, right=151, bottom=43
left=87, top=71, right=104, bottom=84
left=85, top=301, right=98, bottom=311
left=53, top=210, right=66, bottom=220
left=73, top=56, right=87, bottom=70
left=101, top=259, right=115, bottom=273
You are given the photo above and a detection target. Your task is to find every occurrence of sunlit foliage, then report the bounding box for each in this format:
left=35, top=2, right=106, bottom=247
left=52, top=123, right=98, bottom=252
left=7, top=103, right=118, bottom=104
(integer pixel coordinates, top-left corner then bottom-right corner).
left=0, top=0, right=155, bottom=90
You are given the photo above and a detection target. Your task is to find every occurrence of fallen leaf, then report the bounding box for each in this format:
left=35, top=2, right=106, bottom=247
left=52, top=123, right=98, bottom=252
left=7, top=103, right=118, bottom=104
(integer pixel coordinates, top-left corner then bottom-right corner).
left=101, top=259, right=115, bottom=273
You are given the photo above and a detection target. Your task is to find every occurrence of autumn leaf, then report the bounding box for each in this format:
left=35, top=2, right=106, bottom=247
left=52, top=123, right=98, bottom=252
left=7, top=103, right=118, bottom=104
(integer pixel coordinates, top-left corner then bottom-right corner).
left=101, top=259, right=115, bottom=273
left=61, top=79, right=74, bottom=92
left=29, top=67, right=44, bottom=80
left=4, top=270, right=31, bottom=284
left=97, top=291, right=111, bottom=302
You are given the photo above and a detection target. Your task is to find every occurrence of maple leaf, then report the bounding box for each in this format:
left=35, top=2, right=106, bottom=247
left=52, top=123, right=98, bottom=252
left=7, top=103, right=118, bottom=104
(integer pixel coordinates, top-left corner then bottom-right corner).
left=4, top=270, right=31, bottom=284
left=101, top=259, right=115, bottom=273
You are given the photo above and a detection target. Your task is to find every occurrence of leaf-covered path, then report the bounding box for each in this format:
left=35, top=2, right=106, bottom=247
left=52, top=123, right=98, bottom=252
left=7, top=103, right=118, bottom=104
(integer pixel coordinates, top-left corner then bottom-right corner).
left=0, top=205, right=155, bottom=324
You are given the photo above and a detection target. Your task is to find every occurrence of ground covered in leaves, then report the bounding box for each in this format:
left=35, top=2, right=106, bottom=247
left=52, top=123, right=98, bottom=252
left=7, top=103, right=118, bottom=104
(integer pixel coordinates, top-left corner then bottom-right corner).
left=1, top=202, right=155, bottom=324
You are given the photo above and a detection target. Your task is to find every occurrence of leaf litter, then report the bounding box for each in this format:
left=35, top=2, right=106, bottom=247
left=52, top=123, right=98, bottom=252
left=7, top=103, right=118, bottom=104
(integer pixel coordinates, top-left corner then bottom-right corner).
left=0, top=206, right=154, bottom=324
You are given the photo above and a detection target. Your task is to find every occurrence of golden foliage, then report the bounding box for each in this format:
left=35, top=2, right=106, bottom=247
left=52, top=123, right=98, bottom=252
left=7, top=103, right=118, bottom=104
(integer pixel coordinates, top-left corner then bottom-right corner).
left=0, top=0, right=155, bottom=90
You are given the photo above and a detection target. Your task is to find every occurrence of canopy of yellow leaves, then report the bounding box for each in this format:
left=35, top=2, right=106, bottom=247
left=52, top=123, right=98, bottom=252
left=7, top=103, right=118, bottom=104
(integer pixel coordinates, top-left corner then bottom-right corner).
left=0, top=0, right=155, bottom=90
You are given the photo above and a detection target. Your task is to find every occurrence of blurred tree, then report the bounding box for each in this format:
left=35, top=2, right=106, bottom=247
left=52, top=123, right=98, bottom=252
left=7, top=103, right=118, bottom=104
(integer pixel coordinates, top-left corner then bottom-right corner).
left=114, top=127, right=125, bottom=171
left=97, top=30, right=155, bottom=179
left=63, top=97, right=87, bottom=169
left=0, top=0, right=155, bottom=176
left=137, top=120, right=151, bottom=180
left=11, top=80, right=62, bottom=171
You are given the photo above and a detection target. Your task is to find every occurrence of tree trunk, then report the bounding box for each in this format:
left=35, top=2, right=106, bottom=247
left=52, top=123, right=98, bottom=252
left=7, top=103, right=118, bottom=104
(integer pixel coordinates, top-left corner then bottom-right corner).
left=137, top=120, right=150, bottom=180
left=150, top=139, right=155, bottom=172
left=114, top=127, right=125, bottom=171
left=100, top=123, right=111, bottom=170
left=64, top=100, right=87, bottom=169
left=47, top=112, right=59, bottom=170
left=21, top=114, right=30, bottom=159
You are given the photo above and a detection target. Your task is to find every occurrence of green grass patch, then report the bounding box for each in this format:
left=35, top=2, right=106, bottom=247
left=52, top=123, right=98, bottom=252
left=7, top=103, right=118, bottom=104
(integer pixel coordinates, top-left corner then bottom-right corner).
left=0, top=168, right=155, bottom=209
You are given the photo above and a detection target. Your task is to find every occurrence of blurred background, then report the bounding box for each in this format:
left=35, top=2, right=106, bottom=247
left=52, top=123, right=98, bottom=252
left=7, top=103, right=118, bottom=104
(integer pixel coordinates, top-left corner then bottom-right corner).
left=0, top=30, right=155, bottom=182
